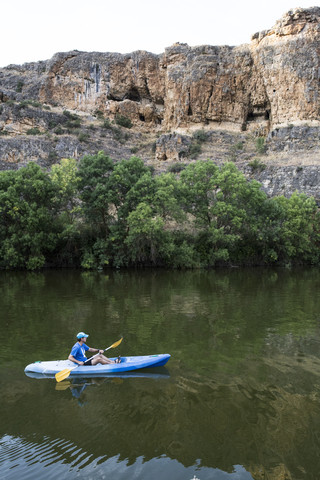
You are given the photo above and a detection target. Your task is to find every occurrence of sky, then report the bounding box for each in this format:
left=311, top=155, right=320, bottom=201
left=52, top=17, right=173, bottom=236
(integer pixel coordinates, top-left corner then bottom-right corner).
left=0, top=0, right=317, bottom=67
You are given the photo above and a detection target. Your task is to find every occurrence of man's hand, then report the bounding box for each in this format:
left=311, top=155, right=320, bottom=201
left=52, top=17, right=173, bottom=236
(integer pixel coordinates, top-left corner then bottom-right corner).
left=99, top=349, right=104, bottom=354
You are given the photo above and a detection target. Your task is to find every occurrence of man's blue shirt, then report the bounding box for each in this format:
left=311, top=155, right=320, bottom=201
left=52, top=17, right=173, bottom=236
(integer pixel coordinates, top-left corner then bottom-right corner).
left=70, top=342, right=89, bottom=362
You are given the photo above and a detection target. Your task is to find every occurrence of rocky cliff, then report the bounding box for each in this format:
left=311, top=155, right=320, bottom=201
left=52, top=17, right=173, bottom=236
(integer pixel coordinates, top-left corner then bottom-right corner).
left=0, top=7, right=320, bottom=198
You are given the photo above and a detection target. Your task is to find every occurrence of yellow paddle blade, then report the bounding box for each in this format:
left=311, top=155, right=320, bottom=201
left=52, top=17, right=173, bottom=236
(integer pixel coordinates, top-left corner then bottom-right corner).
left=111, top=337, right=123, bottom=349
left=55, top=368, right=73, bottom=383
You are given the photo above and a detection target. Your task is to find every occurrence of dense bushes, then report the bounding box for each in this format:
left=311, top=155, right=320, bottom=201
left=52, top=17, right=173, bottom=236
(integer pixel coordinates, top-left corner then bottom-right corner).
left=0, top=153, right=319, bottom=270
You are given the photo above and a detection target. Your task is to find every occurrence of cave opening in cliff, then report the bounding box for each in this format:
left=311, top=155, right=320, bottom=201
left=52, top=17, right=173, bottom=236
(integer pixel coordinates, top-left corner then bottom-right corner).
left=107, top=93, right=122, bottom=102
left=246, top=108, right=270, bottom=122
left=124, top=87, right=141, bottom=102
left=246, top=111, right=255, bottom=121
left=139, top=114, right=145, bottom=122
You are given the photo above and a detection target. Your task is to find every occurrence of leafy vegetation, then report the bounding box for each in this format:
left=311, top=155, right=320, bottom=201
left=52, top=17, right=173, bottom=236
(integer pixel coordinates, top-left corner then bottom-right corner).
left=256, top=136, right=266, bottom=154
left=102, top=118, right=113, bottom=129
left=19, top=99, right=43, bottom=109
left=78, top=132, right=90, bottom=143
left=187, top=129, right=208, bottom=159
left=100, top=118, right=130, bottom=143
left=48, top=151, right=58, bottom=162
left=188, top=143, right=202, bottom=158
left=0, top=163, right=60, bottom=269
left=63, top=110, right=80, bottom=121
left=16, top=80, right=24, bottom=93
left=115, top=114, right=133, bottom=129
left=54, top=126, right=64, bottom=135
left=0, top=154, right=319, bottom=270
left=94, top=109, right=104, bottom=119
left=26, top=127, right=42, bottom=135
left=167, top=163, right=187, bottom=173
left=249, top=158, right=266, bottom=172
left=192, top=130, right=207, bottom=143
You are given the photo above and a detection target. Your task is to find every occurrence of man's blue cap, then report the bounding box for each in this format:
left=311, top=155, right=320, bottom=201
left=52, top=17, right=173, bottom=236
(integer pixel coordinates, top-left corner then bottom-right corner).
left=77, top=332, right=89, bottom=339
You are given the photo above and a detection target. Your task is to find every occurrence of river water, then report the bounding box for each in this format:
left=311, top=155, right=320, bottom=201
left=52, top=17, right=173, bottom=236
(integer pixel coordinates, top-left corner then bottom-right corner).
left=1, top=267, right=320, bottom=480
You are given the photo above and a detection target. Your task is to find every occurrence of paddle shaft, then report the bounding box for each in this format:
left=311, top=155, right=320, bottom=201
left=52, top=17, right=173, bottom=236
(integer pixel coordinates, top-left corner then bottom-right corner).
left=85, top=343, right=118, bottom=363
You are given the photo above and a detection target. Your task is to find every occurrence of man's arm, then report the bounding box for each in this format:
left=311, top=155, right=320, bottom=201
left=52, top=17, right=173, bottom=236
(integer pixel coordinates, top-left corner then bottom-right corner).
left=88, top=347, right=104, bottom=354
left=68, top=354, right=84, bottom=365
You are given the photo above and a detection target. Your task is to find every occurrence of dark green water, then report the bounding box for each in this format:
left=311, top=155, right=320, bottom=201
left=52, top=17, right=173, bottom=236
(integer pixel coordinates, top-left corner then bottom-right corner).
left=1, top=268, right=320, bottom=480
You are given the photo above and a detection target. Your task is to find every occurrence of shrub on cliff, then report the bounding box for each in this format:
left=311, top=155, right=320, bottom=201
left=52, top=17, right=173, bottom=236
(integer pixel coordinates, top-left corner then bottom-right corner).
left=78, top=132, right=90, bottom=143
left=256, top=136, right=266, bottom=154
left=188, top=143, right=202, bottom=158
left=249, top=158, right=266, bottom=172
left=187, top=130, right=207, bottom=159
left=167, top=163, right=187, bottom=173
left=115, top=114, right=132, bottom=129
left=102, top=118, right=112, bottom=129
left=63, top=110, right=80, bottom=121
left=192, top=130, right=207, bottom=143
left=26, top=127, right=42, bottom=135
left=16, top=80, right=24, bottom=93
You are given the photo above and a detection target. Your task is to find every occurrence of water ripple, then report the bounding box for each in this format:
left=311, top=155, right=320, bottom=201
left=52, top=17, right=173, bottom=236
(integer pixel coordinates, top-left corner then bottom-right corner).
left=0, top=434, right=92, bottom=480
left=0, top=434, right=256, bottom=480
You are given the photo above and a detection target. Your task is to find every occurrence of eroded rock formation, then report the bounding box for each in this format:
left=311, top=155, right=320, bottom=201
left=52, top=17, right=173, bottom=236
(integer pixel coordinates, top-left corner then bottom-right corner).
left=0, top=7, right=320, bottom=198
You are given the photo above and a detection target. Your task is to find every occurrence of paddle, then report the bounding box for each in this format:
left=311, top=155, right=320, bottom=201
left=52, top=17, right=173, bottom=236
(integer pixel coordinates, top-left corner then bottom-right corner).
left=55, top=337, right=123, bottom=383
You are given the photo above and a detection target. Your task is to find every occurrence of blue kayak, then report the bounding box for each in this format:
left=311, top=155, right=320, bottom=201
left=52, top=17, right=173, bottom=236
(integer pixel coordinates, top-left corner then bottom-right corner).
left=24, top=354, right=171, bottom=377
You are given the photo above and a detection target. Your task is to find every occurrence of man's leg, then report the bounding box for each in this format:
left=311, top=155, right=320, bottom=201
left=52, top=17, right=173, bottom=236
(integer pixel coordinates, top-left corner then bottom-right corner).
left=91, top=354, right=115, bottom=365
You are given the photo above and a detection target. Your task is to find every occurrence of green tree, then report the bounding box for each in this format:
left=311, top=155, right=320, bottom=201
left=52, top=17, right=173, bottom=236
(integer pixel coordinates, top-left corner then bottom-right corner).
left=77, top=151, right=114, bottom=236
left=125, top=202, right=172, bottom=265
left=179, top=160, right=219, bottom=227
left=212, top=162, right=268, bottom=262
left=107, top=158, right=156, bottom=267
left=0, top=163, right=59, bottom=269
left=50, top=157, right=79, bottom=210
left=153, top=173, right=184, bottom=222
left=179, top=161, right=269, bottom=265
left=108, top=156, right=151, bottom=217
left=271, top=193, right=320, bottom=264
left=50, top=158, right=82, bottom=265
left=77, top=152, right=115, bottom=268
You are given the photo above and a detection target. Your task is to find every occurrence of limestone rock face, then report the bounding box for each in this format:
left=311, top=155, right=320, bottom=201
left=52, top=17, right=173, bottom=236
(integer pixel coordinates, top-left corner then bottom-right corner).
left=251, top=7, right=320, bottom=126
left=1, top=7, right=320, bottom=133
left=155, top=133, right=191, bottom=162
left=161, top=43, right=261, bottom=130
left=39, top=50, right=166, bottom=128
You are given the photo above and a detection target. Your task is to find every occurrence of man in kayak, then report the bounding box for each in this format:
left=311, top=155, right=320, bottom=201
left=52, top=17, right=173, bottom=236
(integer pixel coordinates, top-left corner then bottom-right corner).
left=68, top=332, right=120, bottom=365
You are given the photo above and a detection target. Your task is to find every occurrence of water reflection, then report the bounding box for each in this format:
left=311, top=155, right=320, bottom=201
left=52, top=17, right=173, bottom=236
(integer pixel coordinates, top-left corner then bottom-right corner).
left=68, top=378, right=102, bottom=406
left=52, top=370, right=171, bottom=406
